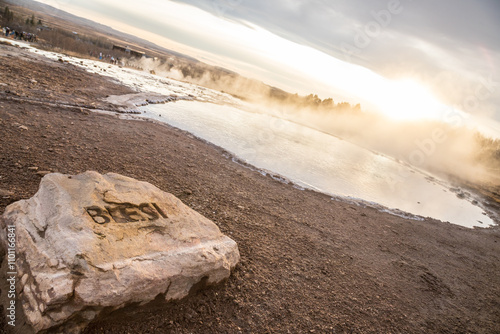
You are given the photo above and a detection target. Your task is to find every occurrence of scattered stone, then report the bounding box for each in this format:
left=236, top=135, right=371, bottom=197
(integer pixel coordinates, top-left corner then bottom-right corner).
left=184, top=189, right=193, bottom=195
left=0, top=188, right=13, bottom=197
left=36, top=171, right=51, bottom=177
left=28, top=166, right=39, bottom=171
left=19, top=125, right=28, bottom=130
left=0, top=171, right=239, bottom=333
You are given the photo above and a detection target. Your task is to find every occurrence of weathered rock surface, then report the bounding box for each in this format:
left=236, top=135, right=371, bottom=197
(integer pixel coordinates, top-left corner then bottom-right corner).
left=0, top=171, right=240, bottom=333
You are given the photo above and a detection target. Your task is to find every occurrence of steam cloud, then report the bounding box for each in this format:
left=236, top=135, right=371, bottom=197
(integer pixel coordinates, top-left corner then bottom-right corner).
left=126, top=56, right=500, bottom=188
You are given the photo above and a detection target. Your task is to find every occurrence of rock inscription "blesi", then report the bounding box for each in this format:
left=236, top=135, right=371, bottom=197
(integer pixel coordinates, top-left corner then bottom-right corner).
left=86, top=202, right=167, bottom=224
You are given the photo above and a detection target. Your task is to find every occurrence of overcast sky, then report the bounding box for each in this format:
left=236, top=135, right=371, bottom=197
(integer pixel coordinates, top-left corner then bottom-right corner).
left=174, top=0, right=500, bottom=121
left=33, top=0, right=500, bottom=132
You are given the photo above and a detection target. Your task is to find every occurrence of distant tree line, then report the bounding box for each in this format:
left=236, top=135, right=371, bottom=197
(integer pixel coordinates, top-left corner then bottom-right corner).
left=474, top=133, right=500, bottom=172
left=1, top=4, right=41, bottom=31
left=25, top=14, right=41, bottom=26
left=1, top=5, right=14, bottom=24
left=268, top=88, right=361, bottom=113
left=36, top=27, right=113, bottom=54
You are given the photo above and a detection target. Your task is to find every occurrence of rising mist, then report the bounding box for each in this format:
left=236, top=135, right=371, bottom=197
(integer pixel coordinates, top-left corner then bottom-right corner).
left=126, top=56, right=500, bottom=188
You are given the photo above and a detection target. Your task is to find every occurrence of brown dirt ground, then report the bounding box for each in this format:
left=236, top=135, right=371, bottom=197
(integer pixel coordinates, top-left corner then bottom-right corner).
left=0, top=42, right=499, bottom=334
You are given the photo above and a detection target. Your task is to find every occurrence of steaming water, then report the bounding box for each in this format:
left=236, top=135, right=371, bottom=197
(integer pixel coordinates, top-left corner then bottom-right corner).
left=5, top=37, right=495, bottom=228
left=139, top=101, right=495, bottom=228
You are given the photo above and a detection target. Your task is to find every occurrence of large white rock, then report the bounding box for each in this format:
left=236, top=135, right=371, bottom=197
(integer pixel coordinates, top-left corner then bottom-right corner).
left=0, top=172, right=240, bottom=333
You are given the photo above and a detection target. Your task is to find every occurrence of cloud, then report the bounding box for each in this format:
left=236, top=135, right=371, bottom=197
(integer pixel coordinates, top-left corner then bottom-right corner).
left=172, top=0, right=500, bottom=121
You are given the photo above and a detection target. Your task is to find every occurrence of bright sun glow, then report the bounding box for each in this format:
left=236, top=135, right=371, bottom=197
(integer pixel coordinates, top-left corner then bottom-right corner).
left=229, top=25, right=451, bottom=122
left=372, top=79, right=447, bottom=121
